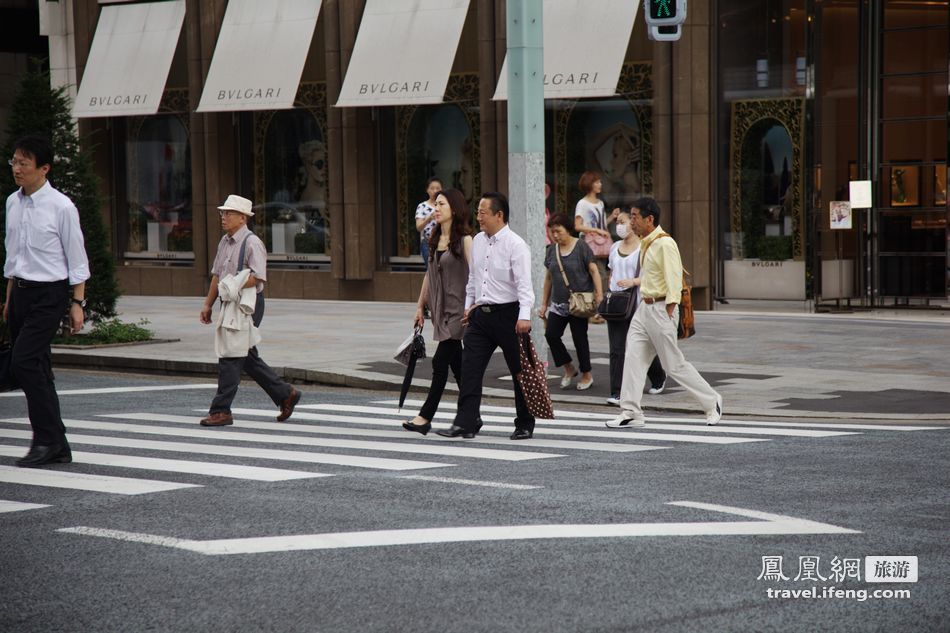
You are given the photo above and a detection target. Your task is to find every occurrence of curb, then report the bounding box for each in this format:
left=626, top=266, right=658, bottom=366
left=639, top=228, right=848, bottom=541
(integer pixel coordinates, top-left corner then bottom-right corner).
left=51, top=352, right=950, bottom=422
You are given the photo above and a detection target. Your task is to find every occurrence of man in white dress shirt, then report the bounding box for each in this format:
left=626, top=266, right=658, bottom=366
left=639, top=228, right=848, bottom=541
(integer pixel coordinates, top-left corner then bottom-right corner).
left=437, top=192, right=536, bottom=440
left=3, top=136, right=90, bottom=467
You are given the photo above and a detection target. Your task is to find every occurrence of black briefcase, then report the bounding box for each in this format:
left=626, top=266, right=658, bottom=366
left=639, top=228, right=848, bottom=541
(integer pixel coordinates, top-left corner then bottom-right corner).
left=0, top=340, right=17, bottom=392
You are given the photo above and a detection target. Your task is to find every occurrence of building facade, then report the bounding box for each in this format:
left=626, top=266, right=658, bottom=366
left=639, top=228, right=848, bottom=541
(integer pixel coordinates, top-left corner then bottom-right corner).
left=4, top=1, right=948, bottom=309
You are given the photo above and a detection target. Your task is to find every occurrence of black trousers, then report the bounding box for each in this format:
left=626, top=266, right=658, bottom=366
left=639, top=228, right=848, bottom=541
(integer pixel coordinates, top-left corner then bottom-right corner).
left=210, top=294, right=292, bottom=413
left=418, top=339, right=462, bottom=421
left=607, top=314, right=665, bottom=396
left=8, top=280, right=69, bottom=447
left=453, top=305, right=534, bottom=432
left=544, top=312, right=591, bottom=373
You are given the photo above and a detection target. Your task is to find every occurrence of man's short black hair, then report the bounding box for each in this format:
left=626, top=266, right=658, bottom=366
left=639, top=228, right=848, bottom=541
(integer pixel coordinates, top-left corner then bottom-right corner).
left=13, top=135, right=54, bottom=169
left=632, top=196, right=661, bottom=227
left=481, top=191, right=510, bottom=223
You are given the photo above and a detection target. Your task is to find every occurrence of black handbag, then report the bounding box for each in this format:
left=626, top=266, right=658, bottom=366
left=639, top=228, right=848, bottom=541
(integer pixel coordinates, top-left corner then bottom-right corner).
left=596, top=289, right=636, bottom=321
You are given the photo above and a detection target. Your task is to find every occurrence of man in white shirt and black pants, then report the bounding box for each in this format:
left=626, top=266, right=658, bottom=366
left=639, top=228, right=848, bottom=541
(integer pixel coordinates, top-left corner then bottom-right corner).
left=437, top=192, right=536, bottom=440
left=3, top=136, right=90, bottom=467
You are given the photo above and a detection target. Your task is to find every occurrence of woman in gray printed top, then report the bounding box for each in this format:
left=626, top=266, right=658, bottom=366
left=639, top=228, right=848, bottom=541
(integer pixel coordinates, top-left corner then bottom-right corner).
left=538, top=213, right=603, bottom=390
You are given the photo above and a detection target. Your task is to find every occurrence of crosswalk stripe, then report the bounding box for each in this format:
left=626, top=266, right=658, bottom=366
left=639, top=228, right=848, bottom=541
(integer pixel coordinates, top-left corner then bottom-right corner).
left=0, top=384, right=218, bottom=398
left=0, top=464, right=200, bottom=495
left=115, top=413, right=666, bottom=454
left=224, top=408, right=763, bottom=445
left=0, top=427, right=446, bottom=472
left=0, top=445, right=328, bottom=482
left=0, top=499, right=50, bottom=514
left=301, top=404, right=857, bottom=438
left=381, top=399, right=947, bottom=432
left=59, top=416, right=560, bottom=462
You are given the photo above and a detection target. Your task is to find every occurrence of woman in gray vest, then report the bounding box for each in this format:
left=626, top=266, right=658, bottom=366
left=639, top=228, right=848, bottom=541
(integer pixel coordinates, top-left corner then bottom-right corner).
left=403, top=188, right=473, bottom=434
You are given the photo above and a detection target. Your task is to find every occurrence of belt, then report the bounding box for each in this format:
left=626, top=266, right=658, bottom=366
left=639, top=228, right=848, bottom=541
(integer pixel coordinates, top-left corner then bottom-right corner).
left=641, top=296, right=664, bottom=305
left=478, top=302, right=519, bottom=313
left=14, top=277, right=67, bottom=289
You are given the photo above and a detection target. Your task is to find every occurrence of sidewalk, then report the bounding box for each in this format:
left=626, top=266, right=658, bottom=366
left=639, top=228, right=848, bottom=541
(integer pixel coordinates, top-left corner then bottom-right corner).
left=52, top=296, right=950, bottom=421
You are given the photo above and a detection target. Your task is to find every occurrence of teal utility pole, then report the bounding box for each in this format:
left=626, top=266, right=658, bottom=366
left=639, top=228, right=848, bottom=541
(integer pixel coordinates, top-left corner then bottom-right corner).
left=506, top=0, right=546, bottom=349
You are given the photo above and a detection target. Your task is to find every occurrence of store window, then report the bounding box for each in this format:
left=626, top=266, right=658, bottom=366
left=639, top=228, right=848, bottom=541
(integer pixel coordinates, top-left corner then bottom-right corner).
left=549, top=63, right=653, bottom=219
left=124, top=114, right=192, bottom=259
left=255, top=103, right=329, bottom=263
left=393, top=74, right=480, bottom=261
left=717, top=1, right=807, bottom=300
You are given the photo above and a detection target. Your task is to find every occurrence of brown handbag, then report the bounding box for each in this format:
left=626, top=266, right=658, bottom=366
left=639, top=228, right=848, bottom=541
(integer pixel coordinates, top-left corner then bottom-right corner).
left=516, top=334, right=555, bottom=420
left=554, top=244, right=598, bottom=318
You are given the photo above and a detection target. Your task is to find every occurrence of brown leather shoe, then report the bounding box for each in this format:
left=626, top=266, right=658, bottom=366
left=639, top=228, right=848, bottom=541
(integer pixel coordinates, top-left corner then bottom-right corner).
left=200, top=412, right=233, bottom=426
left=277, top=387, right=301, bottom=422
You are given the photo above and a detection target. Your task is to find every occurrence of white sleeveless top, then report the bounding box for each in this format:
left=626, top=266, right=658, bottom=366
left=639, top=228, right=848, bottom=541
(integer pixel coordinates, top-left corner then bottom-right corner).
left=607, top=241, right=640, bottom=292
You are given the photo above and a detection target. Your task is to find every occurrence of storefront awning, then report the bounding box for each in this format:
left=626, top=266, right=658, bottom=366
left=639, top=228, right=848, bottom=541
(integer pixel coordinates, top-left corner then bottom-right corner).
left=197, top=0, right=323, bottom=113
left=336, top=0, right=471, bottom=107
left=493, top=0, right=639, bottom=101
left=73, top=0, right=186, bottom=118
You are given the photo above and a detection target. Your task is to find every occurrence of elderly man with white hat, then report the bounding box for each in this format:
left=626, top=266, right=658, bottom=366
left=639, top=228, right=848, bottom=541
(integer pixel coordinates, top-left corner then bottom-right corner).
left=198, top=194, right=300, bottom=426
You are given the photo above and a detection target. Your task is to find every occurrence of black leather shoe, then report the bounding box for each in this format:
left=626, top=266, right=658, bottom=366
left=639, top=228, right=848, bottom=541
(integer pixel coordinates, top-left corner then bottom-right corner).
left=510, top=428, right=533, bottom=440
left=402, top=419, right=431, bottom=435
left=16, top=443, right=72, bottom=468
left=474, top=417, right=483, bottom=433
left=436, top=425, right=476, bottom=439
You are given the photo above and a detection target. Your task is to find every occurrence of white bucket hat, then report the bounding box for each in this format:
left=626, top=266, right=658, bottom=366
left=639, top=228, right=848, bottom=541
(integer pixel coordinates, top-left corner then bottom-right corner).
left=217, top=194, right=254, bottom=217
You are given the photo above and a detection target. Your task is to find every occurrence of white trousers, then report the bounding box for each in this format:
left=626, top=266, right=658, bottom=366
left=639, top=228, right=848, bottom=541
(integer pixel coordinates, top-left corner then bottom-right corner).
left=618, top=301, right=720, bottom=421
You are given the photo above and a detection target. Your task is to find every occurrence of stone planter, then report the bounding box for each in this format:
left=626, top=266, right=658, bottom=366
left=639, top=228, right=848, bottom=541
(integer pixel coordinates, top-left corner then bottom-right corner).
left=724, top=259, right=806, bottom=300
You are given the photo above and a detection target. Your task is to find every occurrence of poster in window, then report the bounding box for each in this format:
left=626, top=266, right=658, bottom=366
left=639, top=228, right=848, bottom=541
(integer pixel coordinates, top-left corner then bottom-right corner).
left=830, top=201, right=852, bottom=230
left=889, top=165, right=919, bottom=207
left=934, top=164, right=946, bottom=206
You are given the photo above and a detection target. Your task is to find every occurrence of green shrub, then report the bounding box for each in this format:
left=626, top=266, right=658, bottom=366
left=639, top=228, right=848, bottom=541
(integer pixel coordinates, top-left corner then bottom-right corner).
left=55, top=318, right=153, bottom=345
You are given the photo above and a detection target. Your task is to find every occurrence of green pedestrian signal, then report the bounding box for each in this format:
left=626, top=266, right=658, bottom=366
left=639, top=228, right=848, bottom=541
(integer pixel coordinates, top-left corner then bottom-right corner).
left=651, top=0, right=674, bottom=19
left=644, top=0, right=686, bottom=28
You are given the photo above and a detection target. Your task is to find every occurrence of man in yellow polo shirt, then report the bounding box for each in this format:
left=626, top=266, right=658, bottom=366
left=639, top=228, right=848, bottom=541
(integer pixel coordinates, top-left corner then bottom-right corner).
left=607, top=197, right=722, bottom=428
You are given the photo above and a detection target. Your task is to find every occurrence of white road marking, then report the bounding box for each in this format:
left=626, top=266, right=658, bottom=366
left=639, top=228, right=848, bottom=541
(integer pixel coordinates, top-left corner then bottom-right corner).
left=0, top=427, right=446, bottom=472
left=303, top=404, right=854, bottom=438
left=125, top=412, right=666, bottom=454
left=0, top=499, right=50, bottom=514
left=0, top=465, right=200, bottom=495
left=0, top=445, right=328, bottom=482
left=57, top=501, right=860, bottom=555
left=233, top=409, right=761, bottom=444
left=383, top=399, right=949, bottom=431
left=41, top=416, right=558, bottom=463
left=0, top=384, right=218, bottom=398
left=397, top=476, right=541, bottom=490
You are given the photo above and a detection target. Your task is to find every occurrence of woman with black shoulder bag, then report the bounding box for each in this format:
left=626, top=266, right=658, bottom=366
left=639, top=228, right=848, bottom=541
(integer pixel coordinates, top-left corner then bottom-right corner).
left=538, top=214, right=602, bottom=391
left=604, top=211, right=666, bottom=406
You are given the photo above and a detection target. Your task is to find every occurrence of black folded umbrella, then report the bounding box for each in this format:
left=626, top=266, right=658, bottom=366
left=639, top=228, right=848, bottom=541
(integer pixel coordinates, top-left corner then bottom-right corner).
left=397, top=326, right=427, bottom=411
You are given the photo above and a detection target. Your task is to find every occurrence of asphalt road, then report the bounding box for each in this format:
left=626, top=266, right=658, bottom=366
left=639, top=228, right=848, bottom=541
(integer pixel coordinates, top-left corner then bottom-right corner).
left=1, top=370, right=947, bottom=633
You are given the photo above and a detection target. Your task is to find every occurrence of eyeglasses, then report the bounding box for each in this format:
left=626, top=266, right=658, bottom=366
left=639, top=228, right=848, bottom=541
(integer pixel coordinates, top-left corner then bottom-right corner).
left=8, top=159, right=32, bottom=169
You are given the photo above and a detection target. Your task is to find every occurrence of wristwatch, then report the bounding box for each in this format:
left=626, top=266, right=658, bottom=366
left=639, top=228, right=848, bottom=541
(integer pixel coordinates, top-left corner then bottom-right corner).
left=71, top=297, right=87, bottom=309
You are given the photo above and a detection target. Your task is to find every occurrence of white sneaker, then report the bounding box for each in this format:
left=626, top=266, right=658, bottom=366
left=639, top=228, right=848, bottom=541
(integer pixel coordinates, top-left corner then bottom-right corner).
left=706, top=394, right=723, bottom=426
left=606, top=415, right=645, bottom=429
left=605, top=396, right=621, bottom=406
left=648, top=380, right=666, bottom=395
left=577, top=378, right=594, bottom=391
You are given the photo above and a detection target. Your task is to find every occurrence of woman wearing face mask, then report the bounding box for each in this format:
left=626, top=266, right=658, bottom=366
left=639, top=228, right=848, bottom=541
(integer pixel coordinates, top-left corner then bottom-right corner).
left=404, top=188, right=473, bottom=434
left=538, top=214, right=603, bottom=391
left=605, top=211, right=666, bottom=406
